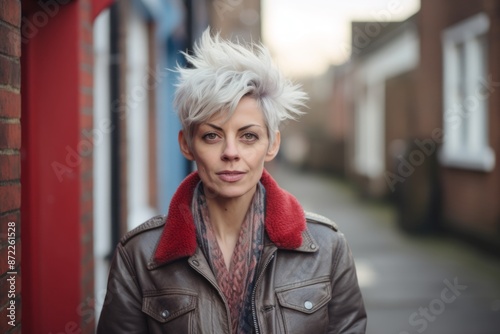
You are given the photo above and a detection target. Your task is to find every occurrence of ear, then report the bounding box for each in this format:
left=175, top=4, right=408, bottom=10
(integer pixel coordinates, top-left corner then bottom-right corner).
left=178, top=130, right=195, bottom=161
left=265, top=131, right=281, bottom=162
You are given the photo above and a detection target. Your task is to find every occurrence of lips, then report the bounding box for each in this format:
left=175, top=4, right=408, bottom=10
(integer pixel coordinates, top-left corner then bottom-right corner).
left=216, top=170, right=245, bottom=182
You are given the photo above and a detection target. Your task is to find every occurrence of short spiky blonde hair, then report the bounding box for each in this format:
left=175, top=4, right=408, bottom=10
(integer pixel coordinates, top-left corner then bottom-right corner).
left=174, top=28, right=308, bottom=146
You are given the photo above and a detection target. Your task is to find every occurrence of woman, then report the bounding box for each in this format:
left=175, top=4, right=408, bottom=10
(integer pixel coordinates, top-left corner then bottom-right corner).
left=97, top=30, right=367, bottom=334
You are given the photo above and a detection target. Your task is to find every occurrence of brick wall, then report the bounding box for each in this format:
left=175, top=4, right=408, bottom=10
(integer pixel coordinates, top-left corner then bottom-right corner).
left=0, top=0, right=22, bottom=333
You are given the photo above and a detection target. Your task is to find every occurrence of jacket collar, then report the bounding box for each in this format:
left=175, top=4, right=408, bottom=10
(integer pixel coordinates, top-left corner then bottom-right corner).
left=153, top=169, right=306, bottom=265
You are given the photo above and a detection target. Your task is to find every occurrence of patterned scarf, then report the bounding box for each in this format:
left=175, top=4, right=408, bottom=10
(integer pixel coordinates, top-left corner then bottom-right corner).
left=193, top=182, right=265, bottom=334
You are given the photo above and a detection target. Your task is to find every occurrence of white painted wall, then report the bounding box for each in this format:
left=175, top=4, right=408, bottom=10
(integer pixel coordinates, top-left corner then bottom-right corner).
left=353, top=27, right=419, bottom=178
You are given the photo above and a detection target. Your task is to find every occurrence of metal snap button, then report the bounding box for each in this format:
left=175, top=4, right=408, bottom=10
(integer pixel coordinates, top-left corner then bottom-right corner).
left=192, top=260, right=199, bottom=266
left=304, top=301, right=313, bottom=310
left=161, top=310, right=170, bottom=318
left=309, top=243, right=317, bottom=250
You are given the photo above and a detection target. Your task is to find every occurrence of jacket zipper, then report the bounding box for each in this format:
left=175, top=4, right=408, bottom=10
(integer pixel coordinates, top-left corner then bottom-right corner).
left=251, top=252, right=276, bottom=334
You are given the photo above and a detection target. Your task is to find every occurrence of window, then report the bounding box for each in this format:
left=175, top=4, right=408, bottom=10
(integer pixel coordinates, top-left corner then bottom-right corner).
left=441, top=13, right=495, bottom=171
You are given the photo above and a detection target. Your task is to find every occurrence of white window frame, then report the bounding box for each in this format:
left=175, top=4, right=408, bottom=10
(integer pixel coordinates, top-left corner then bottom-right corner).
left=440, top=12, right=495, bottom=171
left=93, top=9, right=111, bottom=323
left=126, top=8, right=157, bottom=230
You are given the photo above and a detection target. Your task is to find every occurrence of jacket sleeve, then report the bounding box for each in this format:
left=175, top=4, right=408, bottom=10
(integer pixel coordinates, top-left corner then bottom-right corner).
left=97, top=244, right=148, bottom=333
left=328, top=233, right=367, bottom=333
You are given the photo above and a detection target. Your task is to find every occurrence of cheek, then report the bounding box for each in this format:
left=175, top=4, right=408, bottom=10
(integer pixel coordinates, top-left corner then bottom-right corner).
left=192, top=150, right=219, bottom=173
left=192, top=146, right=212, bottom=163
left=243, top=144, right=270, bottom=163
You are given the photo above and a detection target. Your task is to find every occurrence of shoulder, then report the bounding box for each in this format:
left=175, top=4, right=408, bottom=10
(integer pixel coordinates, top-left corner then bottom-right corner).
left=305, top=211, right=339, bottom=231
left=303, top=212, right=352, bottom=265
left=304, top=211, right=346, bottom=252
left=120, top=214, right=166, bottom=246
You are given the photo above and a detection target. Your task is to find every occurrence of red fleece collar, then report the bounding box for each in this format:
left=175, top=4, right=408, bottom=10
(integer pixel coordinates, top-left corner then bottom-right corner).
left=153, top=169, right=306, bottom=265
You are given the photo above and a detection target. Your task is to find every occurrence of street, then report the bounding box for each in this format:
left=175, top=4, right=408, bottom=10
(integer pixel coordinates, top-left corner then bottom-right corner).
left=268, top=163, right=500, bottom=334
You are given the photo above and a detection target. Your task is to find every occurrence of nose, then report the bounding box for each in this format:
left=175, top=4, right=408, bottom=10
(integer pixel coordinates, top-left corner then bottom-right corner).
left=221, top=138, right=240, bottom=161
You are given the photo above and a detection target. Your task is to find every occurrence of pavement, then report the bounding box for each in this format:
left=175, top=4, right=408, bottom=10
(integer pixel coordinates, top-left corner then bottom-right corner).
left=267, top=162, right=500, bottom=334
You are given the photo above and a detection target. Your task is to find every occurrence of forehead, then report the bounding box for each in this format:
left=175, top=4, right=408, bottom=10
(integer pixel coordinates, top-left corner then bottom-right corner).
left=204, top=97, right=265, bottom=126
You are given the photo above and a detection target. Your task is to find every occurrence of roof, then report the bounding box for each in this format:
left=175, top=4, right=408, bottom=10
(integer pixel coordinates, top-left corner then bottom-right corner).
left=350, top=13, right=418, bottom=59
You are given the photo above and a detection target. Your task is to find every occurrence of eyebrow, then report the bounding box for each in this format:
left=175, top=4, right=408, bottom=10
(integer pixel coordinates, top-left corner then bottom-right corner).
left=204, top=123, right=263, bottom=132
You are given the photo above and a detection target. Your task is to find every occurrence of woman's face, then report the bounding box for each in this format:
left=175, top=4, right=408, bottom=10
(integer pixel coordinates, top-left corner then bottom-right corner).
left=179, top=96, right=280, bottom=200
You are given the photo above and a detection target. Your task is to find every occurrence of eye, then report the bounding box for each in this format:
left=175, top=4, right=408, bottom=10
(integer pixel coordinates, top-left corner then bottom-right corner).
left=241, top=132, right=258, bottom=142
left=202, top=132, right=220, bottom=142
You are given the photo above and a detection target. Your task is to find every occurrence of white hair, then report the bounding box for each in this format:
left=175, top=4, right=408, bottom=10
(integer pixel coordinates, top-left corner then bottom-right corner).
left=173, top=28, right=308, bottom=146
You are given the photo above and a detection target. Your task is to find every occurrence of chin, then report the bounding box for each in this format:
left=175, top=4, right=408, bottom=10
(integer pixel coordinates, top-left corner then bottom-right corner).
left=212, top=183, right=256, bottom=200
left=218, top=188, right=249, bottom=199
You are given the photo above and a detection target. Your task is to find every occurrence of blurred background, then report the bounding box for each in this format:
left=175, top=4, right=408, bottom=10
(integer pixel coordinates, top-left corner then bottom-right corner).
left=1, top=0, right=500, bottom=333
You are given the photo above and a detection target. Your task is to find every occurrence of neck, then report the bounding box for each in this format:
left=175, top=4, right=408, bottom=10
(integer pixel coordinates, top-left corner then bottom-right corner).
left=205, top=185, right=257, bottom=241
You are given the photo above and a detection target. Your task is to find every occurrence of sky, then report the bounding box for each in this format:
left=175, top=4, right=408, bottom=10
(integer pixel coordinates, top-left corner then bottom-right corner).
left=262, top=0, right=420, bottom=78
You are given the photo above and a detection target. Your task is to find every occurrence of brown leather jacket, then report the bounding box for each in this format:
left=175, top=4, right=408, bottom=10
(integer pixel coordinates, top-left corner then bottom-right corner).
left=97, top=171, right=367, bottom=333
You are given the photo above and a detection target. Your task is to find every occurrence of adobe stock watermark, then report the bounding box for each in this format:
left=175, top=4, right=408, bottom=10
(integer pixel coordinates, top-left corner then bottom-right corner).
left=400, top=277, right=467, bottom=334
left=51, top=66, right=168, bottom=182
left=339, top=0, right=404, bottom=58
left=385, top=74, right=500, bottom=192
left=385, top=131, right=443, bottom=192
left=8, top=0, right=69, bottom=45
left=51, top=117, right=115, bottom=182
left=47, top=271, right=137, bottom=334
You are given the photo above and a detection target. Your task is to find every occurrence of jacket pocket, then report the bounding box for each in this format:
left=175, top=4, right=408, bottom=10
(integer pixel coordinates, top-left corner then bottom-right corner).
left=142, top=288, right=197, bottom=329
left=276, top=279, right=331, bottom=333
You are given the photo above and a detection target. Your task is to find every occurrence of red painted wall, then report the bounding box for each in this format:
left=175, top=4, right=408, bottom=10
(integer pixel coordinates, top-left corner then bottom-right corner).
left=21, top=0, right=96, bottom=331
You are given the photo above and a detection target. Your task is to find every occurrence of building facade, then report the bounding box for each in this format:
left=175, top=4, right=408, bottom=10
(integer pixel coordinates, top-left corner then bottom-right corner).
left=327, top=1, right=500, bottom=246
left=338, top=17, right=420, bottom=197
left=416, top=0, right=500, bottom=244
